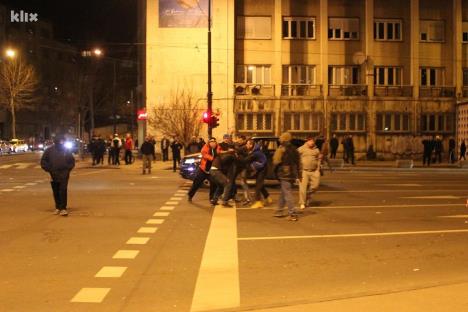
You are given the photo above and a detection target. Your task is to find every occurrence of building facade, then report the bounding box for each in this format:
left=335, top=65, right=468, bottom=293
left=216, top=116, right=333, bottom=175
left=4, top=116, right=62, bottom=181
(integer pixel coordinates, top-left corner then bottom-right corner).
left=146, top=0, right=468, bottom=159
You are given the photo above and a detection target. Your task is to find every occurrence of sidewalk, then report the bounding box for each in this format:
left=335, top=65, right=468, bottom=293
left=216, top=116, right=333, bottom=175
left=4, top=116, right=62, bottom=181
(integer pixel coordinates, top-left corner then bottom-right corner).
left=331, top=160, right=468, bottom=172
left=249, top=282, right=468, bottom=312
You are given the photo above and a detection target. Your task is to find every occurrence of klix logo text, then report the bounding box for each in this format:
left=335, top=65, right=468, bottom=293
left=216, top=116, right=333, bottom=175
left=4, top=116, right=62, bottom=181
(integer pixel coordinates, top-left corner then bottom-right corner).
left=10, top=10, right=39, bottom=23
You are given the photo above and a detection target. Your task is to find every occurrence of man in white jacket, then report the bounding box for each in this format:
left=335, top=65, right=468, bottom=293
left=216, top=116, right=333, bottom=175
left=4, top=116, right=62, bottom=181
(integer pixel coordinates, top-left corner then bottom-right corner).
left=297, top=137, right=322, bottom=210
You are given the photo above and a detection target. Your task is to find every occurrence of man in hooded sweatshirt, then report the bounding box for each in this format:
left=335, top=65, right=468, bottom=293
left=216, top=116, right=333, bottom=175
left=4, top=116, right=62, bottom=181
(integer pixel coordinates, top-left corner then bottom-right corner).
left=245, top=139, right=270, bottom=209
left=273, top=132, right=300, bottom=221
left=41, top=135, right=75, bottom=216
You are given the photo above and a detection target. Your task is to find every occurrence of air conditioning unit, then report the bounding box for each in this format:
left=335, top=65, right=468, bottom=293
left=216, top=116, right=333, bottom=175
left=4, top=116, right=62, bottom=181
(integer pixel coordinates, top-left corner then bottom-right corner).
left=251, top=86, right=261, bottom=95
left=235, top=86, right=246, bottom=95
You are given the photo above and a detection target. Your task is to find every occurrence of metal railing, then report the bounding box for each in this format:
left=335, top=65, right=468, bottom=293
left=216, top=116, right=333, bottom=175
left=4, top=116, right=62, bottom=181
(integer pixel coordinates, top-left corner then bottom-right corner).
left=234, top=84, right=275, bottom=96
left=374, top=85, right=413, bottom=97
left=328, top=85, right=368, bottom=97
left=281, top=84, right=323, bottom=97
left=419, top=86, right=456, bottom=98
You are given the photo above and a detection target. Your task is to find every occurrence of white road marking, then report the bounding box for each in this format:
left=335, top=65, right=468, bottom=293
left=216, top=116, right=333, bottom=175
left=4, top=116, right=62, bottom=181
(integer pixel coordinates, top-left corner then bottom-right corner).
left=236, top=203, right=465, bottom=210
left=153, top=212, right=170, bottom=217
left=112, top=250, right=140, bottom=259
left=438, top=215, right=468, bottom=219
left=169, top=197, right=182, bottom=201
left=173, top=193, right=185, bottom=197
left=0, top=164, right=13, bottom=169
left=1, top=189, right=14, bottom=192
left=238, top=229, right=468, bottom=241
left=402, top=196, right=461, bottom=199
left=137, top=227, right=158, bottom=234
left=191, top=205, right=240, bottom=312
left=380, top=184, right=422, bottom=187
left=146, top=219, right=165, bottom=225
left=160, top=206, right=175, bottom=211
left=165, top=201, right=179, bottom=205
left=34, top=180, right=44, bottom=183
left=13, top=186, right=26, bottom=189
left=126, top=237, right=150, bottom=245
left=15, top=163, right=35, bottom=169
left=95, top=266, right=127, bottom=278
left=176, top=190, right=188, bottom=193
left=25, top=183, right=37, bottom=186
left=34, top=165, right=41, bottom=169
left=71, top=288, right=110, bottom=303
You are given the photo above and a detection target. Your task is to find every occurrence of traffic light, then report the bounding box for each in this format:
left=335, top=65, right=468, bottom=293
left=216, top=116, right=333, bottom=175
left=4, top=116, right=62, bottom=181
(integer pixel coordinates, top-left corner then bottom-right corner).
left=202, top=111, right=210, bottom=124
left=210, top=115, right=219, bottom=128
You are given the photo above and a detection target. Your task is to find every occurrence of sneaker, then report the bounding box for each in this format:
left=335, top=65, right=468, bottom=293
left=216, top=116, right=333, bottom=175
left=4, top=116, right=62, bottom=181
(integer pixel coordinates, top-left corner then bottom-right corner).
left=53, top=209, right=60, bottom=215
left=221, top=202, right=233, bottom=208
left=250, top=201, right=264, bottom=209
left=274, top=210, right=285, bottom=218
left=59, top=209, right=68, bottom=216
left=241, top=200, right=251, bottom=206
left=300, top=204, right=306, bottom=210
left=264, top=197, right=273, bottom=206
left=210, top=199, right=218, bottom=206
left=287, top=215, right=298, bottom=221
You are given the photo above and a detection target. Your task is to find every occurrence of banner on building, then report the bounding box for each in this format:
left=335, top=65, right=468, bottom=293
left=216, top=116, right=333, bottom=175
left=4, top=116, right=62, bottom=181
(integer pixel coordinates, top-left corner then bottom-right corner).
left=159, top=0, right=208, bottom=28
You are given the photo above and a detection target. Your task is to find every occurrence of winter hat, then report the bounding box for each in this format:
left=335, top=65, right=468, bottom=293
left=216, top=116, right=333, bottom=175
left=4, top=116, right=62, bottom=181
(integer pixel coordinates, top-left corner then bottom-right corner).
left=279, top=132, right=292, bottom=143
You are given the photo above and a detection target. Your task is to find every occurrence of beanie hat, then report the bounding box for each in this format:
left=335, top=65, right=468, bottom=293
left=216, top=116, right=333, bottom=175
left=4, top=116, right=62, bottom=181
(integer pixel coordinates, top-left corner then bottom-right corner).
left=279, top=132, right=292, bottom=143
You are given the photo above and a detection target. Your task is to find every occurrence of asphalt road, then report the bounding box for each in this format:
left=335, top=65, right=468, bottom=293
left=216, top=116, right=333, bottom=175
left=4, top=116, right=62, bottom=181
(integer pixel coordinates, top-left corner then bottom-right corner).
left=1, top=153, right=468, bottom=312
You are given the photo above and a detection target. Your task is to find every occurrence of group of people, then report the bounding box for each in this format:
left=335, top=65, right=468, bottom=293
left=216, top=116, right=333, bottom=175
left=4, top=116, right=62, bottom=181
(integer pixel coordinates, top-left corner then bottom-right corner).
left=160, top=136, right=204, bottom=172
left=422, top=136, right=466, bottom=166
left=187, top=133, right=323, bottom=221
left=88, top=133, right=136, bottom=166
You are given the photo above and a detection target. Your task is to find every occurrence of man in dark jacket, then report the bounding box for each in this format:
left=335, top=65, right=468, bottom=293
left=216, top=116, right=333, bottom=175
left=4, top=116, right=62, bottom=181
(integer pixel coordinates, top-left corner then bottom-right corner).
left=41, top=135, right=75, bottom=216
left=161, top=137, right=170, bottom=162
left=245, top=139, right=270, bottom=209
left=140, top=136, right=156, bottom=174
left=186, top=136, right=201, bottom=154
left=448, top=138, right=456, bottom=163
left=460, top=140, right=467, bottom=161
left=95, top=135, right=106, bottom=165
left=434, top=136, right=443, bottom=163
left=171, top=138, right=183, bottom=172
left=422, top=137, right=433, bottom=166
left=329, top=134, right=339, bottom=159
left=345, top=135, right=355, bottom=165
left=273, top=132, right=300, bottom=221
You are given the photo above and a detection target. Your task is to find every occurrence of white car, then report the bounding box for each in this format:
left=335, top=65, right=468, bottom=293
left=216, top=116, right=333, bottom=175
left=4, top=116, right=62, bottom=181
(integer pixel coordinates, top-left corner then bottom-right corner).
left=9, top=139, right=29, bottom=153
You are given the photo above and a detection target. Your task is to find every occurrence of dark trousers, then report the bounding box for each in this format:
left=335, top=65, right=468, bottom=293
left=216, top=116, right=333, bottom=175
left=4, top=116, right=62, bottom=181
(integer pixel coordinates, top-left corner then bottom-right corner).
left=423, top=152, right=432, bottom=166
left=162, top=148, right=169, bottom=161
left=434, top=151, right=442, bottom=163
left=346, top=150, right=355, bottom=164
left=173, top=155, right=180, bottom=172
left=108, top=149, right=113, bottom=164
left=50, top=180, right=69, bottom=210
left=210, top=169, right=230, bottom=203
left=125, top=149, right=133, bottom=164
left=330, top=149, right=337, bottom=159
left=460, top=151, right=466, bottom=160
left=254, top=169, right=269, bottom=201
left=113, top=148, right=121, bottom=165
left=188, top=169, right=216, bottom=200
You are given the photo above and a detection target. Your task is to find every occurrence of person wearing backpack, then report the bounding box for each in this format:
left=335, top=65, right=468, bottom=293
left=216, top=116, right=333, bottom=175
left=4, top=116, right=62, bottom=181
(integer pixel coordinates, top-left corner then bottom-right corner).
left=273, top=132, right=300, bottom=221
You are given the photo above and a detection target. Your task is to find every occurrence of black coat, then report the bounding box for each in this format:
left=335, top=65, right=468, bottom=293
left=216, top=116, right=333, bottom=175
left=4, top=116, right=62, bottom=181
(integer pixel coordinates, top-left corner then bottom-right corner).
left=41, top=145, right=75, bottom=181
left=140, top=141, right=155, bottom=157
left=171, top=142, right=183, bottom=158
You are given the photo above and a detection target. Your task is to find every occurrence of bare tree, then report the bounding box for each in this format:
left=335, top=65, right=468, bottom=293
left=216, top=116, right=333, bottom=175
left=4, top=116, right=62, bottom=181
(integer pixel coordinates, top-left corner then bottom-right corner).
left=148, top=88, right=203, bottom=146
left=0, top=57, right=38, bottom=138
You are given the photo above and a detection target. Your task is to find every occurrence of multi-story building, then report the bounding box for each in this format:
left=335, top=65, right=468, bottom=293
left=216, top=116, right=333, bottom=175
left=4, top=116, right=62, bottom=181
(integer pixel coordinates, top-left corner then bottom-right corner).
left=146, top=0, right=468, bottom=158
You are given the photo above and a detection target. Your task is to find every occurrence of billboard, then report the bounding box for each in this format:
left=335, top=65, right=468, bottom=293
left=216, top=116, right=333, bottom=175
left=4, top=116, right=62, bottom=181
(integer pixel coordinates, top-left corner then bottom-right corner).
left=159, top=0, right=209, bottom=28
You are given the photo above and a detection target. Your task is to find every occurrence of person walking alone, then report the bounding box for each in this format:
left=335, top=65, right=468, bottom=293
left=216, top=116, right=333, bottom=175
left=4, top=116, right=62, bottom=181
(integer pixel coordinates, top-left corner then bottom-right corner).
left=329, top=134, right=339, bottom=159
left=171, top=138, right=183, bottom=172
left=434, top=136, right=443, bottom=163
left=460, top=140, right=467, bottom=161
left=140, top=136, right=156, bottom=174
left=273, top=132, right=300, bottom=221
left=40, top=135, right=75, bottom=216
left=161, top=136, right=170, bottom=162
left=298, top=137, right=321, bottom=210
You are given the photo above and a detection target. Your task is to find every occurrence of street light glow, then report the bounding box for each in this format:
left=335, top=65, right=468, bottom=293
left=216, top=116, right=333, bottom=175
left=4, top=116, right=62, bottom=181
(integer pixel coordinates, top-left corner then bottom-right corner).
left=5, top=48, right=16, bottom=58
left=93, top=48, right=103, bottom=57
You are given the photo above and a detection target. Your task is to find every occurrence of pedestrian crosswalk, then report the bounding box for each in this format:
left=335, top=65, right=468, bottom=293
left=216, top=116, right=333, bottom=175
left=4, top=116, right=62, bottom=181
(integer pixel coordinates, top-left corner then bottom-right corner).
left=0, top=162, right=41, bottom=170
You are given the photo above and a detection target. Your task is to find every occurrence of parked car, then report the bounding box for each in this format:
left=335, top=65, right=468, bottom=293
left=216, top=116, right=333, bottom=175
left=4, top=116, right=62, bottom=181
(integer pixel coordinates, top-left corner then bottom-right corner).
left=9, top=139, right=29, bottom=153
left=179, top=136, right=305, bottom=181
left=29, top=141, right=47, bottom=151
left=0, top=140, right=11, bottom=154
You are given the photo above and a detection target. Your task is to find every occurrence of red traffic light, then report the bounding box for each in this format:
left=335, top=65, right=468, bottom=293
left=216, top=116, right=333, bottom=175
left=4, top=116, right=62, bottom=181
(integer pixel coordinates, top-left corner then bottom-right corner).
left=202, top=111, right=210, bottom=123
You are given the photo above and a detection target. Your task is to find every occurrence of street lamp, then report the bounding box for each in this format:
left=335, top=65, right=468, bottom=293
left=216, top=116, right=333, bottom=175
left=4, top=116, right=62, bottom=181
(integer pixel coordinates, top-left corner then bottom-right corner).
left=93, top=48, right=103, bottom=57
left=5, top=48, right=16, bottom=59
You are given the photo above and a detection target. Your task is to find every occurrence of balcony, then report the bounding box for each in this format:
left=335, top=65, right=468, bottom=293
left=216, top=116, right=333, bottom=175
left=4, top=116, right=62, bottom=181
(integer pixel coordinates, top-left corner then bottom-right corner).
left=374, top=85, right=413, bottom=97
left=328, top=85, right=368, bottom=97
left=419, top=86, right=456, bottom=98
left=463, top=87, right=468, bottom=98
left=234, top=84, right=275, bottom=97
left=281, top=84, right=323, bottom=97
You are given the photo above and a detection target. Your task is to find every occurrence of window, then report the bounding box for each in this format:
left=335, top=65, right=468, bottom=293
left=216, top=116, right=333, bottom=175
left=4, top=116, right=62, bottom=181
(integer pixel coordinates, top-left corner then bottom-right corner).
left=330, top=112, right=366, bottom=132
left=236, top=65, right=271, bottom=84
left=376, top=112, right=411, bottom=132
left=374, top=19, right=402, bottom=41
left=374, top=67, right=402, bottom=85
left=237, top=113, right=273, bottom=132
left=421, top=113, right=454, bottom=133
left=237, top=16, right=271, bottom=39
left=283, top=17, right=315, bottom=39
left=420, top=67, right=444, bottom=86
left=283, top=112, right=322, bottom=132
left=328, top=66, right=360, bottom=85
left=463, top=22, right=468, bottom=42
left=420, top=20, right=444, bottom=42
left=282, top=65, right=316, bottom=84
left=463, top=69, right=468, bottom=86
left=328, top=18, right=359, bottom=40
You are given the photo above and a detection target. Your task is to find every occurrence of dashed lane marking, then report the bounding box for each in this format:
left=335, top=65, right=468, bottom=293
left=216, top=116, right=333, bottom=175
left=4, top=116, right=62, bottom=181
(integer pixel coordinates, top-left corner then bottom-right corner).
left=173, top=193, right=185, bottom=197
left=146, top=219, right=165, bottom=225
left=126, top=237, right=150, bottom=245
left=137, top=227, right=158, bottom=234
left=190, top=205, right=240, bottom=311
left=95, top=266, right=127, bottom=278
left=165, top=201, right=179, bottom=205
left=0, top=164, right=13, bottom=169
left=401, top=196, right=461, bottom=199
left=13, top=186, right=26, bottom=189
left=71, top=288, right=110, bottom=303
left=160, top=206, right=175, bottom=211
left=438, top=215, right=468, bottom=219
left=1, top=189, right=14, bottom=192
left=25, top=182, right=37, bottom=186
left=238, top=229, right=468, bottom=241
left=380, top=184, right=423, bottom=187
left=153, top=212, right=170, bottom=217
left=112, top=250, right=140, bottom=259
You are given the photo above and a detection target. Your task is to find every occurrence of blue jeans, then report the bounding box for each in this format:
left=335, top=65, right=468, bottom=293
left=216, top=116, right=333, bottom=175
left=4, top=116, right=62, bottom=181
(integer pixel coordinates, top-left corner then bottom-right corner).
left=278, top=180, right=296, bottom=216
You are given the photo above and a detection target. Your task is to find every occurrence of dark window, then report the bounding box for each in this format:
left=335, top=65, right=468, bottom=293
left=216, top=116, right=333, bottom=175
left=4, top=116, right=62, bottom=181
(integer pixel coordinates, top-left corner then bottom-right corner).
left=430, top=68, right=436, bottom=85
left=349, top=114, right=356, bottom=130
left=394, top=113, right=401, bottom=131
left=344, top=31, right=350, bottom=39
left=463, top=32, right=468, bottom=42
left=300, top=21, right=306, bottom=38
left=373, top=22, right=377, bottom=39
left=307, top=21, right=314, bottom=38
left=352, top=67, right=359, bottom=84
left=339, top=113, right=346, bottom=130
left=421, top=69, right=427, bottom=85
left=282, top=20, right=289, bottom=37
left=291, top=21, right=297, bottom=37
left=429, top=115, right=435, bottom=131
left=331, top=114, right=337, bottom=131
left=335, top=29, right=341, bottom=38
left=388, top=69, right=394, bottom=85
left=378, top=68, right=385, bottom=85
left=385, top=114, right=391, bottom=130
left=387, top=23, right=393, bottom=39
left=378, top=23, right=384, bottom=38
left=403, top=114, right=409, bottom=131
left=421, top=32, right=427, bottom=41
left=395, top=23, right=401, bottom=39
left=328, top=28, right=333, bottom=38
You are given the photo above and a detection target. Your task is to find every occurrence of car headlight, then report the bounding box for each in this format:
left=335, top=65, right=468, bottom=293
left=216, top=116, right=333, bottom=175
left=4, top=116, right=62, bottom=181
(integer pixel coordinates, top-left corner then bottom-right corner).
left=38, top=144, right=44, bottom=148
left=64, top=141, right=73, bottom=149
left=184, top=158, right=197, bottom=164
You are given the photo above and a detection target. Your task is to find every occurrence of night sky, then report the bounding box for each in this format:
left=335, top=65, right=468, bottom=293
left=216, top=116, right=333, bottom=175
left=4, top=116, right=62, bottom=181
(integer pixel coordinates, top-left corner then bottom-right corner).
left=2, top=0, right=138, bottom=55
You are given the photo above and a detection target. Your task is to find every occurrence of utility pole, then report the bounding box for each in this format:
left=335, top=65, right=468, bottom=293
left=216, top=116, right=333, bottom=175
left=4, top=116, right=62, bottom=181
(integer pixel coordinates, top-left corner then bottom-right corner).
left=112, top=59, right=117, bottom=134
left=207, top=0, right=213, bottom=138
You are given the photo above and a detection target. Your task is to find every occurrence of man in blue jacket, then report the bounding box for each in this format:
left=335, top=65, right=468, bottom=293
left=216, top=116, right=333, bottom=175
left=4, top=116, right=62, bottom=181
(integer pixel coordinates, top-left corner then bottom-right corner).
left=245, top=139, right=272, bottom=209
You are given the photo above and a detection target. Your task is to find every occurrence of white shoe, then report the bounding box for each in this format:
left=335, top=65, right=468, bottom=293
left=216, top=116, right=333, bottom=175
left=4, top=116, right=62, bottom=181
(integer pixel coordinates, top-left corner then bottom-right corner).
left=300, top=204, right=306, bottom=210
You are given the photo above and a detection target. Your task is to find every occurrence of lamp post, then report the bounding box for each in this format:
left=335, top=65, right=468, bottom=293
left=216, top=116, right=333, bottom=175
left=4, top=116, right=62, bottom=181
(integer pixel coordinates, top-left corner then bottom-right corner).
left=5, top=48, right=16, bottom=59
left=207, top=0, right=213, bottom=138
